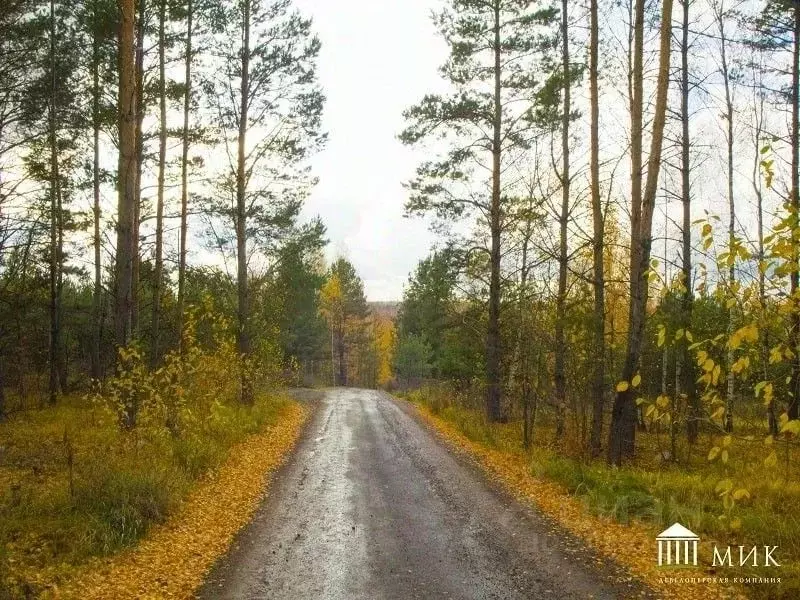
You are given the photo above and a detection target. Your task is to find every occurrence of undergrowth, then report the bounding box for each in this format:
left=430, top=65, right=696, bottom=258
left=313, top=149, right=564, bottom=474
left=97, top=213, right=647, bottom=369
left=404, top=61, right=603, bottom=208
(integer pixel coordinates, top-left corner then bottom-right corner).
left=0, top=303, right=289, bottom=598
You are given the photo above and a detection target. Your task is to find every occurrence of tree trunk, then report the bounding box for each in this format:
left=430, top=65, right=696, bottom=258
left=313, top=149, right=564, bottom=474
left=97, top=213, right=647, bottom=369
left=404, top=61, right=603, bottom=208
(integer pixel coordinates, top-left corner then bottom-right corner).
left=486, top=0, right=503, bottom=422
left=589, top=0, right=605, bottom=456
left=48, top=0, right=61, bottom=406
left=131, top=0, right=145, bottom=337
left=151, top=0, right=166, bottom=368
left=682, top=0, right=699, bottom=445
left=554, top=0, right=570, bottom=440
left=178, top=0, right=192, bottom=352
left=56, top=137, right=66, bottom=393
left=115, top=0, right=137, bottom=365
left=608, top=0, right=674, bottom=465
left=517, top=217, right=531, bottom=445
left=789, top=5, right=800, bottom=422
left=608, top=0, right=645, bottom=465
left=0, top=365, right=5, bottom=422
left=337, top=326, right=347, bottom=387
left=236, top=0, right=253, bottom=404
left=92, top=2, right=102, bottom=381
left=719, top=5, right=736, bottom=432
left=751, top=63, right=775, bottom=435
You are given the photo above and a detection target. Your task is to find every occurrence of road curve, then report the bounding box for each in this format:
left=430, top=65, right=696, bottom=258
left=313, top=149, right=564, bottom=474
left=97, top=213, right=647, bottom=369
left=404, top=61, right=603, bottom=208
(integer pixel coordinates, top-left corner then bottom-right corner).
left=199, top=388, right=651, bottom=599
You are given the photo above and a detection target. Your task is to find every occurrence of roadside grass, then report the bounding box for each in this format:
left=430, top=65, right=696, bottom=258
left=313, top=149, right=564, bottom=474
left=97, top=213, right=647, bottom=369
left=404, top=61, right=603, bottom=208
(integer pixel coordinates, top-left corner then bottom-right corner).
left=0, top=392, right=291, bottom=598
left=407, top=388, right=800, bottom=600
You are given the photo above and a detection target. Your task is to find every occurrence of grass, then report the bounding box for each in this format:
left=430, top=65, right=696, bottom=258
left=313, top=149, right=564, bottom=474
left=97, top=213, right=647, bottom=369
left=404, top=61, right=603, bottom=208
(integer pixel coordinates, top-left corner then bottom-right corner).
left=407, top=387, right=800, bottom=599
left=0, top=392, right=290, bottom=598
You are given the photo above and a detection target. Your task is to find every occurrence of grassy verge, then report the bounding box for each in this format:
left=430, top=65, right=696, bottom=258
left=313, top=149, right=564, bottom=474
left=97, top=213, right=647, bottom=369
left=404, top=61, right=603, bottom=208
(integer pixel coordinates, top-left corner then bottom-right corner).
left=0, top=393, right=307, bottom=598
left=407, top=389, right=798, bottom=600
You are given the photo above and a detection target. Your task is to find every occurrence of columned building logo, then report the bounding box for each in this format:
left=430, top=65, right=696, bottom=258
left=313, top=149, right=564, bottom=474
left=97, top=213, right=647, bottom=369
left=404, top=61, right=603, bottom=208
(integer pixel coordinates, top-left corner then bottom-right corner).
left=657, top=523, right=699, bottom=567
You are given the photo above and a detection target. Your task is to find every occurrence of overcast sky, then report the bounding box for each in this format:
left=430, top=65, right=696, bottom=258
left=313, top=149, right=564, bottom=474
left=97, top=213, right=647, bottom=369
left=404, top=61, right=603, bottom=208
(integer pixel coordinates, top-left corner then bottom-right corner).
left=292, top=0, right=448, bottom=301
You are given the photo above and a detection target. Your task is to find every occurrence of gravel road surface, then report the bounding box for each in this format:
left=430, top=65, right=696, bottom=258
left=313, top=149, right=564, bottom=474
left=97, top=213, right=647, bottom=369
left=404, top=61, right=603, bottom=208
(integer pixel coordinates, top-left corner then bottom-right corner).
left=199, top=388, right=653, bottom=599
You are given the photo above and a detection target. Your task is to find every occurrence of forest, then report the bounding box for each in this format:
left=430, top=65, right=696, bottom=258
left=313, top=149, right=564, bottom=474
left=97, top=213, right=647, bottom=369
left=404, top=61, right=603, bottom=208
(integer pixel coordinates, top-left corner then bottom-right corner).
left=1, top=0, right=800, bottom=598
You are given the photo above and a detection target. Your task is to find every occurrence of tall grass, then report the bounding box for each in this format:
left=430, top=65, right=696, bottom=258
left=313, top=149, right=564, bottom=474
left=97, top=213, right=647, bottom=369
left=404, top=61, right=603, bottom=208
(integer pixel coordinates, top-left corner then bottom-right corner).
left=0, top=395, right=288, bottom=597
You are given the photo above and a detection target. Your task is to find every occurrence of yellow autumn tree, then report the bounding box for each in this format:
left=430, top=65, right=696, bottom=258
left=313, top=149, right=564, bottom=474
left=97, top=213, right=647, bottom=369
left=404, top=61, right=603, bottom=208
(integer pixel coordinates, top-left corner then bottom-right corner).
left=374, top=316, right=396, bottom=388
left=318, top=259, right=369, bottom=386
left=319, top=273, right=344, bottom=385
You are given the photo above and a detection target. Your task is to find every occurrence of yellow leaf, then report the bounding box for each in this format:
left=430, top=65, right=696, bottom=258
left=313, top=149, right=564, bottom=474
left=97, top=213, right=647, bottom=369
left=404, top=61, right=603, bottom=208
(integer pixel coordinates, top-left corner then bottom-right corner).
left=697, top=350, right=708, bottom=367
left=780, top=420, right=800, bottom=436
left=732, top=488, right=750, bottom=501
left=631, top=374, right=641, bottom=388
left=715, top=478, right=733, bottom=494
left=769, top=346, right=783, bottom=364
left=708, top=446, right=720, bottom=461
left=616, top=381, right=629, bottom=392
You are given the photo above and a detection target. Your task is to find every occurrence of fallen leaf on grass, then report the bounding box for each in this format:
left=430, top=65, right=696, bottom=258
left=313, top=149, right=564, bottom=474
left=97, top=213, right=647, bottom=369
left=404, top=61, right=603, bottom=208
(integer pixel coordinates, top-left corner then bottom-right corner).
left=45, top=402, right=309, bottom=600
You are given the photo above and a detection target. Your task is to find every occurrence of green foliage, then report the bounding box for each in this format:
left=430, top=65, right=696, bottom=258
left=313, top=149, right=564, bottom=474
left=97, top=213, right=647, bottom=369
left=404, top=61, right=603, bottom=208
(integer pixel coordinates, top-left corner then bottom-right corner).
left=399, top=0, right=559, bottom=221
left=201, top=0, right=326, bottom=262
left=396, top=250, right=484, bottom=384
left=393, top=334, right=433, bottom=384
left=271, top=236, right=328, bottom=381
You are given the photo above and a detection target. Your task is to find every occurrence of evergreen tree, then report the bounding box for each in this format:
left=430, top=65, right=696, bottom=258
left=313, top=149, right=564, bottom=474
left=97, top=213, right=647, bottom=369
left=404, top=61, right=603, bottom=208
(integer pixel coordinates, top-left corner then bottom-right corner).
left=203, top=0, right=325, bottom=403
left=400, top=0, right=557, bottom=422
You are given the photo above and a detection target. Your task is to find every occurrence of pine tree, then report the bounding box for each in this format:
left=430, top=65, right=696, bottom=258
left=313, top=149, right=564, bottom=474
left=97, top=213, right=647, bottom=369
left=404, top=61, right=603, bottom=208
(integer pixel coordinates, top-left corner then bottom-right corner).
left=401, top=0, right=557, bottom=422
left=205, top=0, right=325, bottom=403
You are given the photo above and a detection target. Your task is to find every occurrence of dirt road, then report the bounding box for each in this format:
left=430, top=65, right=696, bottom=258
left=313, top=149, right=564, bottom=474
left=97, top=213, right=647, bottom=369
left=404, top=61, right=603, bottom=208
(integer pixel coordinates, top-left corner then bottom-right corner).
left=199, top=388, right=651, bottom=599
